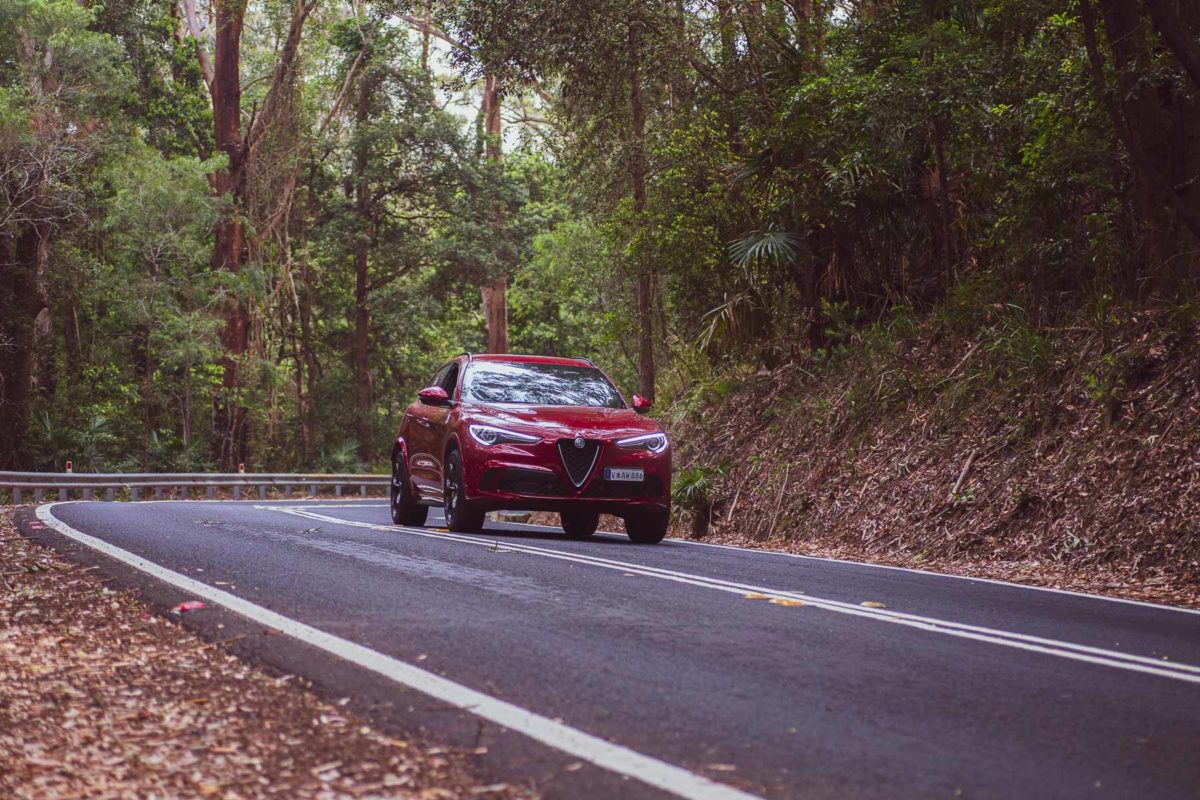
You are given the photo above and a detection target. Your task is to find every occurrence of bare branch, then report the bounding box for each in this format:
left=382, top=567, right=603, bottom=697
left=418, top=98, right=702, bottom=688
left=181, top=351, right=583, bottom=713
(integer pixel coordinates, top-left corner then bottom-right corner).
left=396, top=13, right=467, bottom=51
left=247, top=0, right=317, bottom=155
left=394, top=12, right=558, bottom=111
left=250, top=25, right=372, bottom=249
left=179, top=0, right=214, bottom=92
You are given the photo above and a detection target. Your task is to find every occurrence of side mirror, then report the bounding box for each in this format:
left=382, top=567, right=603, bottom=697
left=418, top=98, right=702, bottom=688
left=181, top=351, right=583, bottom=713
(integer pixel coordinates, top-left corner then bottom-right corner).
left=632, top=394, right=652, bottom=414
left=418, top=386, right=451, bottom=406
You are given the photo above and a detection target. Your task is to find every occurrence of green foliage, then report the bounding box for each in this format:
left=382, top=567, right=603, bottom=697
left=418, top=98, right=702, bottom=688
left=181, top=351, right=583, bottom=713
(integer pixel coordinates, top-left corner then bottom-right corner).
left=30, top=412, right=118, bottom=472
left=672, top=463, right=725, bottom=538
left=3, top=0, right=1198, bottom=474
left=672, top=464, right=724, bottom=514
left=314, top=440, right=366, bottom=475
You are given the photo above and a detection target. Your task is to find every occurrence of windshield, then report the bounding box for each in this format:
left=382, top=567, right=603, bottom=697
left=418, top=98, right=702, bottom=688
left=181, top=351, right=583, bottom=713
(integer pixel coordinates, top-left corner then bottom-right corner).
left=462, top=362, right=626, bottom=408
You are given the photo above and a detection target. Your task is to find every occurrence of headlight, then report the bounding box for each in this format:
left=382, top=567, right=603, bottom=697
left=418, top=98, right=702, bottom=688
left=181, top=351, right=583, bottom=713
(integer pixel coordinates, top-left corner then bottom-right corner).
left=468, top=424, right=540, bottom=446
left=616, top=432, right=668, bottom=453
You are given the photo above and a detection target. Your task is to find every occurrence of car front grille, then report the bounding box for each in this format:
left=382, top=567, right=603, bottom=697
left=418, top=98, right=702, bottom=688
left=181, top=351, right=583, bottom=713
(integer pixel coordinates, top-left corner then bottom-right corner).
left=557, top=439, right=600, bottom=487
left=496, top=469, right=569, bottom=497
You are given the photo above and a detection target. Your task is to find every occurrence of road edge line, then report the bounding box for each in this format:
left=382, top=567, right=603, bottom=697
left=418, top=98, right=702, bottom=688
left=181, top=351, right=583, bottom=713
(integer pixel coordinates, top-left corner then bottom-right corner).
left=35, top=503, right=763, bottom=800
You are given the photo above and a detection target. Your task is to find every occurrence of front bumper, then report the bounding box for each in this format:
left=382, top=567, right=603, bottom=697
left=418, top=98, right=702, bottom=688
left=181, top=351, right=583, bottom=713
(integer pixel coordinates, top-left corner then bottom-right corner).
left=460, top=435, right=671, bottom=515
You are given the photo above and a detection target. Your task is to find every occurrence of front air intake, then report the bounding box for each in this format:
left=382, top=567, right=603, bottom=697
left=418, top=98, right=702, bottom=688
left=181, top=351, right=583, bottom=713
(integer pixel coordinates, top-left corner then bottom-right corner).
left=557, top=439, right=600, bottom=488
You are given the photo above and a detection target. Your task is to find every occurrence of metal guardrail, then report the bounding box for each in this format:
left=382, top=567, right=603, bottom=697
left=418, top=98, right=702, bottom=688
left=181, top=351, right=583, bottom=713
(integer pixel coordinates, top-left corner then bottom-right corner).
left=0, top=471, right=389, bottom=504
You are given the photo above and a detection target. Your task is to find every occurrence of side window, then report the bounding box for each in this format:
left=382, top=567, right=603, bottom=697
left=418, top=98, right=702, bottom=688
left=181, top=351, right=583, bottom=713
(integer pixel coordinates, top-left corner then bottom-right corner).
left=440, top=364, right=461, bottom=397
left=429, top=365, right=449, bottom=389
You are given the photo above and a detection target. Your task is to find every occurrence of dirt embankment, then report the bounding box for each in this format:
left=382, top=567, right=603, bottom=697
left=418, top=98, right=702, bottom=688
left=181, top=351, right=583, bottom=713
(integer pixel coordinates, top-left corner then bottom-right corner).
left=665, top=300, right=1200, bottom=608
left=0, top=508, right=531, bottom=800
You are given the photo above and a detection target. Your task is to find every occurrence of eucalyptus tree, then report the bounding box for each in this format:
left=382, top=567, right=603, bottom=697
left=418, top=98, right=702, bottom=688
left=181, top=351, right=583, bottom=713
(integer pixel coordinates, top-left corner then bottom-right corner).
left=0, top=0, right=128, bottom=468
left=186, top=0, right=318, bottom=469
left=438, top=0, right=687, bottom=401
left=1079, top=0, right=1200, bottom=248
left=309, top=18, right=471, bottom=463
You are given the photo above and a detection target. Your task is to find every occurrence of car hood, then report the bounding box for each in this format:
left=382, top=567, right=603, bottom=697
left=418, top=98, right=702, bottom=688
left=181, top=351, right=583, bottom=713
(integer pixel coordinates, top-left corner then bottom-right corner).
left=468, top=403, right=662, bottom=439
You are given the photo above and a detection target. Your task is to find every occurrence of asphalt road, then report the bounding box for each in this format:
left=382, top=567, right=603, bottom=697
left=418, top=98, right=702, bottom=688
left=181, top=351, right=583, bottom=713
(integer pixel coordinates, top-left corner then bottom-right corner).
left=20, top=500, right=1200, bottom=800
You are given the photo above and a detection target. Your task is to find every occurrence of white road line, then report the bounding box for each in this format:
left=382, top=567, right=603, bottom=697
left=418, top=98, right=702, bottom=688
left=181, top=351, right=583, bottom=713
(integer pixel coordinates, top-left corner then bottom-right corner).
left=273, top=503, right=1200, bottom=618
left=262, top=505, right=1200, bottom=685
left=116, top=499, right=1200, bottom=617
left=35, top=504, right=762, bottom=800
left=671, top=539, right=1200, bottom=618
left=443, top=516, right=1200, bottom=618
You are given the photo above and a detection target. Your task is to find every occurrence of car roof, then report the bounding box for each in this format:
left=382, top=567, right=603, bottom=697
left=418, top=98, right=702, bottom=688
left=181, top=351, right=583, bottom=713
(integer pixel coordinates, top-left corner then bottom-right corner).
left=463, top=353, right=594, bottom=368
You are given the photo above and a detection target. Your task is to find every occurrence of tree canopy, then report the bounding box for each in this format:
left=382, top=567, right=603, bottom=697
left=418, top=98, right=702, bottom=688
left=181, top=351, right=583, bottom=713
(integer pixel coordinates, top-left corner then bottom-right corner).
left=0, top=0, right=1196, bottom=472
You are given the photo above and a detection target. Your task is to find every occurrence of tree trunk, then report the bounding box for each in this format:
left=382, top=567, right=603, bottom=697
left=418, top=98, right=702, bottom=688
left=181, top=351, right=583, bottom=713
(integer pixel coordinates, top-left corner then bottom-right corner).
left=628, top=14, right=655, bottom=401
left=297, top=224, right=318, bottom=465
left=1080, top=0, right=1200, bottom=243
left=29, top=233, right=55, bottom=402
left=928, top=111, right=956, bottom=289
left=132, top=321, right=152, bottom=469
left=0, top=224, right=51, bottom=469
left=211, top=0, right=249, bottom=470
left=420, top=3, right=431, bottom=72
left=481, top=73, right=509, bottom=354
left=352, top=77, right=374, bottom=465
left=1142, top=0, right=1200, bottom=92
left=716, top=0, right=743, bottom=158
left=203, top=0, right=314, bottom=469
left=352, top=241, right=372, bottom=464
left=482, top=278, right=509, bottom=353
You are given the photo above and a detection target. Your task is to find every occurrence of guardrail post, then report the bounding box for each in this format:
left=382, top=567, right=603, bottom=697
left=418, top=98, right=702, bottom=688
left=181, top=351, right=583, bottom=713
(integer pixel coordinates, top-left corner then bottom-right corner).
left=360, top=484, right=367, bottom=497
left=58, top=488, right=67, bottom=501
left=131, top=487, right=140, bottom=502
left=258, top=483, right=267, bottom=499
left=233, top=485, right=241, bottom=500
left=82, top=487, right=91, bottom=501
left=154, top=487, right=163, bottom=500
left=13, top=488, right=21, bottom=504
left=105, top=488, right=114, bottom=502
left=206, top=486, right=214, bottom=500
left=309, top=483, right=318, bottom=498
left=35, top=489, right=44, bottom=502
left=335, top=484, right=343, bottom=498
left=284, top=484, right=292, bottom=498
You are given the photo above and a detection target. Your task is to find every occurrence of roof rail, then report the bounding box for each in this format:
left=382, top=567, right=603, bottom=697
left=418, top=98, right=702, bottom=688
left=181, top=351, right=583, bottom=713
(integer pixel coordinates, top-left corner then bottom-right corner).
left=457, top=351, right=473, bottom=363
left=571, top=355, right=594, bottom=365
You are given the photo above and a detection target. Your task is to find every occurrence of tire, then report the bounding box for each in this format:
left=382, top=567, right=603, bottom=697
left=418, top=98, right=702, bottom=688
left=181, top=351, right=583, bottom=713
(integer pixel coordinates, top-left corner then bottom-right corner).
left=560, top=511, right=599, bottom=539
left=443, top=449, right=485, bottom=533
left=624, top=509, right=669, bottom=544
left=390, top=456, right=429, bottom=527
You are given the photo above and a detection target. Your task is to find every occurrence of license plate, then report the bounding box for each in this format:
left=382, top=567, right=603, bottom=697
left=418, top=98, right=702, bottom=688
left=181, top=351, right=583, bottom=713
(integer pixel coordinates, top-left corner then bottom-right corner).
left=604, top=468, right=644, bottom=482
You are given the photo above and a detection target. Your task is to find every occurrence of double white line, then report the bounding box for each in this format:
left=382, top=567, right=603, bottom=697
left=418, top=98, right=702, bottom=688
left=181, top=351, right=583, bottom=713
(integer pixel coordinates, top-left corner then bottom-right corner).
left=266, top=505, right=1200, bottom=686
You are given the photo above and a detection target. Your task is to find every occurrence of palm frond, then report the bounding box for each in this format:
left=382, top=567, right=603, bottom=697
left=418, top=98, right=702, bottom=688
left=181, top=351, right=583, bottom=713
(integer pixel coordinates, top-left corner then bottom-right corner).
left=728, top=229, right=804, bottom=267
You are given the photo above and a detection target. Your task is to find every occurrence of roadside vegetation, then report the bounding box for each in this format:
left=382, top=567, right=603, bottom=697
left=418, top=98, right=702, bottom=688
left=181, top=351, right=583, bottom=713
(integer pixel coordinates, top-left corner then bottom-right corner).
left=665, top=287, right=1200, bottom=606
left=1, top=1, right=1197, bottom=590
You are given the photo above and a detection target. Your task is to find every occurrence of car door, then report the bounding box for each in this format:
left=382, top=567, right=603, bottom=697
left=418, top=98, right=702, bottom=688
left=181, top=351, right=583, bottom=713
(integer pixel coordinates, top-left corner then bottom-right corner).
left=422, top=361, right=461, bottom=499
left=407, top=364, right=449, bottom=498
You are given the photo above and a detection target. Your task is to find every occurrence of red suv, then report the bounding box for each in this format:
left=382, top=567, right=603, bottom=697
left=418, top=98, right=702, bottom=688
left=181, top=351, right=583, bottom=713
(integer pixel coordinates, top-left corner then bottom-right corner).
left=390, top=354, right=671, bottom=543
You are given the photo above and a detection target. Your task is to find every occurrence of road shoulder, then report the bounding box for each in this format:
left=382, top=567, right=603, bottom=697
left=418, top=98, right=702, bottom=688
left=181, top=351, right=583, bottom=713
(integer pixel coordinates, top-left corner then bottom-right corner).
left=0, top=505, right=530, bottom=800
